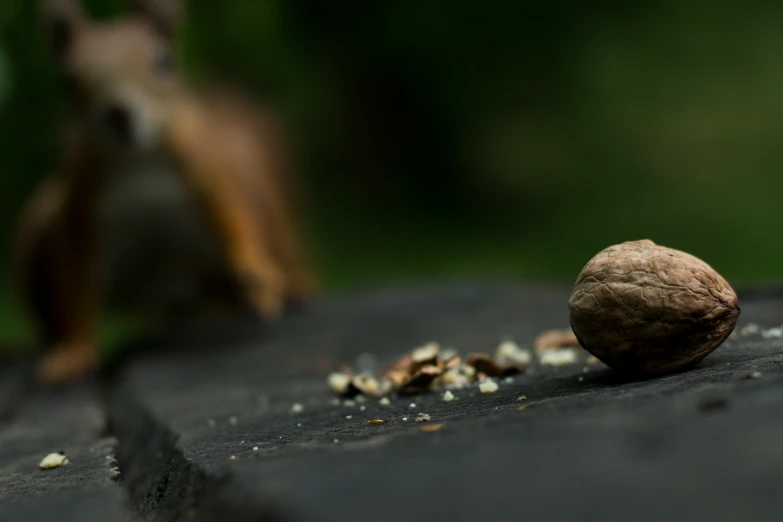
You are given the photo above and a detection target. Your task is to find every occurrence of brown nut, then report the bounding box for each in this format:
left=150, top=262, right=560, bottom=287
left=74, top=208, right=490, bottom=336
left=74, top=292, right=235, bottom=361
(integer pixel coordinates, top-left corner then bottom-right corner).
left=568, top=240, right=739, bottom=374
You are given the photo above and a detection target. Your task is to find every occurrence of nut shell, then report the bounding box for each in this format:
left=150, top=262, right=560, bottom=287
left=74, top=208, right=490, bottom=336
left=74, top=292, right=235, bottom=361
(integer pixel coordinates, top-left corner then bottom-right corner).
left=568, top=240, right=739, bottom=374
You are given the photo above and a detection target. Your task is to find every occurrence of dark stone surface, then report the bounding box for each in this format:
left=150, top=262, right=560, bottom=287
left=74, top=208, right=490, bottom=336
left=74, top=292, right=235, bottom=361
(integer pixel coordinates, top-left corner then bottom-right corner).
left=0, top=381, right=128, bottom=522
left=104, top=282, right=783, bottom=522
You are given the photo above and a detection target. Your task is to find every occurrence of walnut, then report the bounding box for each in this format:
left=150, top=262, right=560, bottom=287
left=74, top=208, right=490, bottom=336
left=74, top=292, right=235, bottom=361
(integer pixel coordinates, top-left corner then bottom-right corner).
left=568, top=240, right=739, bottom=374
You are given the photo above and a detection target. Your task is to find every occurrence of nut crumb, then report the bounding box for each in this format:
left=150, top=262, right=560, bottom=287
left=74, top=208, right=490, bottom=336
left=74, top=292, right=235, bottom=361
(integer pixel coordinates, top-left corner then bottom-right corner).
left=39, top=451, right=69, bottom=469
left=328, top=372, right=352, bottom=395
left=740, top=323, right=761, bottom=336
left=479, top=379, right=499, bottom=393
left=534, top=329, right=579, bottom=354
left=420, top=423, right=444, bottom=432
left=345, top=415, right=353, bottom=419
left=379, top=397, right=391, bottom=406
left=540, top=348, right=578, bottom=367
left=415, top=413, right=431, bottom=422
left=517, top=396, right=527, bottom=401
left=442, top=390, right=455, bottom=402
left=368, top=419, right=389, bottom=425
left=516, top=405, right=529, bottom=412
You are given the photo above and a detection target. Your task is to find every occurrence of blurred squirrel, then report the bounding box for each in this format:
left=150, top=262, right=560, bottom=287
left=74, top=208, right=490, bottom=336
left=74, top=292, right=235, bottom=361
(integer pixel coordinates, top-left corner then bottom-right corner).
left=13, top=0, right=315, bottom=384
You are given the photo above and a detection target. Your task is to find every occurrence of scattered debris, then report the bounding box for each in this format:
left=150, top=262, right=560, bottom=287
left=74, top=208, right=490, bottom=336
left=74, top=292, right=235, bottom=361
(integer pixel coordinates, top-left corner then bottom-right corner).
left=343, top=400, right=356, bottom=408
left=253, top=446, right=259, bottom=451
left=359, top=405, right=367, bottom=411
left=39, top=451, right=69, bottom=470
left=345, top=415, right=353, bottom=419
left=228, top=455, right=237, bottom=461
left=290, top=403, right=304, bottom=414
left=742, top=371, right=763, bottom=380
left=327, top=339, right=530, bottom=398
left=368, top=419, right=389, bottom=425
left=540, top=348, right=578, bottom=367
left=420, top=423, right=444, bottom=433
left=415, top=413, right=431, bottom=422
left=761, top=327, right=783, bottom=339
left=379, top=397, right=391, bottom=406
left=516, top=405, right=529, bottom=412
left=443, top=390, right=455, bottom=402
left=408, top=403, right=417, bottom=409
left=109, top=467, right=121, bottom=481
left=517, top=396, right=527, bottom=401
left=534, top=329, right=580, bottom=354
left=333, top=439, right=339, bottom=444
left=578, top=376, right=584, bottom=382
left=228, top=416, right=239, bottom=426
left=479, top=379, right=499, bottom=393
left=586, top=355, right=599, bottom=365
left=402, top=417, right=408, bottom=421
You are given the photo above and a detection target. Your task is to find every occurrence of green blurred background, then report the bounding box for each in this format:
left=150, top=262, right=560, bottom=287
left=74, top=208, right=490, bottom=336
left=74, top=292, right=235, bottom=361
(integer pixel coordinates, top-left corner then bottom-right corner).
left=2, top=0, right=783, bottom=347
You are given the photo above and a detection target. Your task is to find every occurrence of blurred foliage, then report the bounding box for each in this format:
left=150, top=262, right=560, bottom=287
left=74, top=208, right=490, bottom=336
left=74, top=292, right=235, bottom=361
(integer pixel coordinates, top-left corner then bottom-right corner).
left=2, top=0, right=783, bottom=347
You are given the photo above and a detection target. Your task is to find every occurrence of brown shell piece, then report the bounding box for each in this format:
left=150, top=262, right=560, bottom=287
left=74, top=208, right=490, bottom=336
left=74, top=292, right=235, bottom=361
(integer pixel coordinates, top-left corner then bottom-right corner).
left=568, top=240, right=740, bottom=374
left=399, top=365, right=442, bottom=395
left=533, top=329, right=580, bottom=354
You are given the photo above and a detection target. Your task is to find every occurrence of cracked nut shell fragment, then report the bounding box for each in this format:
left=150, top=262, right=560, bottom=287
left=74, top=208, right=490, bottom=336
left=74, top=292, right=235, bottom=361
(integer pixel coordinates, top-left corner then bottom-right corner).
left=568, top=240, right=739, bottom=374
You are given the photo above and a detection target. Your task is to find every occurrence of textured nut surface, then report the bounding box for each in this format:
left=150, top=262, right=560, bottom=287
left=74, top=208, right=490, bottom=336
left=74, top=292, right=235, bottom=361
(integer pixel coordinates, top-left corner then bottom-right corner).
left=568, top=239, right=739, bottom=374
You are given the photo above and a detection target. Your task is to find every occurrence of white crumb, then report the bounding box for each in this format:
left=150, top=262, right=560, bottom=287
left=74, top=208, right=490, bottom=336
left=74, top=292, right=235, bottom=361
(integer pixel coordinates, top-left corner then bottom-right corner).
left=496, top=341, right=532, bottom=366
left=328, top=372, right=352, bottom=394
left=380, top=397, right=391, bottom=406
left=540, top=348, right=578, bottom=366
left=415, top=413, right=431, bottom=422
left=740, top=323, right=761, bottom=336
left=39, top=452, right=69, bottom=469
left=290, top=403, right=304, bottom=414
left=442, top=390, right=455, bottom=402
left=479, top=379, right=499, bottom=393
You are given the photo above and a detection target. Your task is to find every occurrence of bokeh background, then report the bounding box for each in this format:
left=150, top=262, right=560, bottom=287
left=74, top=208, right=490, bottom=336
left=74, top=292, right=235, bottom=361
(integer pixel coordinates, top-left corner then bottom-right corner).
left=2, top=0, right=783, bottom=346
